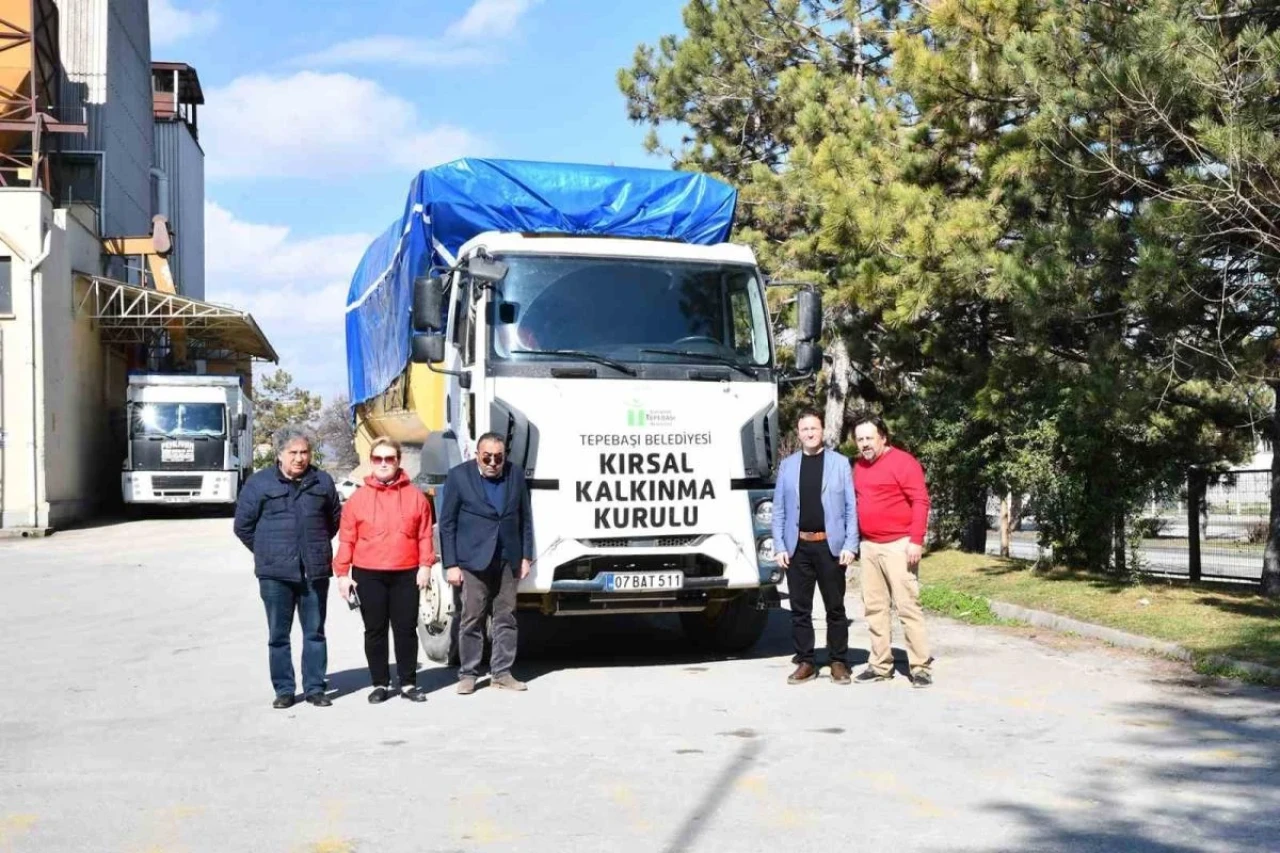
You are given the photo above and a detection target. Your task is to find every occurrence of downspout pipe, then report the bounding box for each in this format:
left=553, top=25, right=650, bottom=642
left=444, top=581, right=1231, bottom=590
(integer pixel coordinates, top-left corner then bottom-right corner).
left=150, top=167, right=170, bottom=220
left=30, top=226, right=53, bottom=528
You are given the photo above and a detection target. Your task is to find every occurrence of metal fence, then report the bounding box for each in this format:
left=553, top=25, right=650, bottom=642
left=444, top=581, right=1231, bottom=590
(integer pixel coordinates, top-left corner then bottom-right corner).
left=1140, top=469, right=1270, bottom=584
left=987, top=469, right=1272, bottom=585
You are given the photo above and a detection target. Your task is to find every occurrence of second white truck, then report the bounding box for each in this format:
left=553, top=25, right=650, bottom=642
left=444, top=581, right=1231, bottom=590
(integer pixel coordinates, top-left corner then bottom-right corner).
left=121, top=373, right=253, bottom=506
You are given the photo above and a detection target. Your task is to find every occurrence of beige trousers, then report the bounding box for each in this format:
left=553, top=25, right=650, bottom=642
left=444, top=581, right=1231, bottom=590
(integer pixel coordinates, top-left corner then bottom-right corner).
left=859, top=537, right=932, bottom=675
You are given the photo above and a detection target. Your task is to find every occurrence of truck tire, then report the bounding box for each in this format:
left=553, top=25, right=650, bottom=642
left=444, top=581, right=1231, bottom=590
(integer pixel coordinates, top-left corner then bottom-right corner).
left=680, top=591, right=769, bottom=654
left=418, top=582, right=460, bottom=666
left=417, top=583, right=491, bottom=668
left=418, top=610, right=459, bottom=666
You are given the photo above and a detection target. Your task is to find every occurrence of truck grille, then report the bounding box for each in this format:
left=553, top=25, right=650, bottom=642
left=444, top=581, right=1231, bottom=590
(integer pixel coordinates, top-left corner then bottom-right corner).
left=580, top=535, right=705, bottom=549
left=153, top=475, right=204, bottom=491
left=554, top=553, right=724, bottom=581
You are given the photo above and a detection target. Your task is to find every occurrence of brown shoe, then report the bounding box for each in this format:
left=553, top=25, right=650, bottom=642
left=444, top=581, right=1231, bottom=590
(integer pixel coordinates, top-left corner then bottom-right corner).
left=456, top=676, right=477, bottom=695
left=492, top=673, right=528, bottom=691
left=829, top=661, right=852, bottom=685
left=787, top=662, right=817, bottom=684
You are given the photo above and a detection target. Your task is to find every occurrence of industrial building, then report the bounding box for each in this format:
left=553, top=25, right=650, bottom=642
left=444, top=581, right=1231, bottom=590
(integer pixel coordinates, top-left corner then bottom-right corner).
left=0, top=0, right=275, bottom=531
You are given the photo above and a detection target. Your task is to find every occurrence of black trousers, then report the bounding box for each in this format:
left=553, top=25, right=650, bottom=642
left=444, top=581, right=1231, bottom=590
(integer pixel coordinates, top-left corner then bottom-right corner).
left=352, top=568, right=419, bottom=687
left=787, top=539, right=849, bottom=665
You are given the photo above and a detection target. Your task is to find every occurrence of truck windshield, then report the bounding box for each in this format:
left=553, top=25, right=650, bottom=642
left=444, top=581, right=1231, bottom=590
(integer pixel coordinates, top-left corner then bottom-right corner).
left=130, top=403, right=226, bottom=438
left=489, top=255, right=771, bottom=368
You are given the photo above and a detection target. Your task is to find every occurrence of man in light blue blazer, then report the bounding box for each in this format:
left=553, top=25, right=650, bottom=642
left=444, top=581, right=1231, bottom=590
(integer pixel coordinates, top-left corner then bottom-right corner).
left=771, top=409, right=859, bottom=685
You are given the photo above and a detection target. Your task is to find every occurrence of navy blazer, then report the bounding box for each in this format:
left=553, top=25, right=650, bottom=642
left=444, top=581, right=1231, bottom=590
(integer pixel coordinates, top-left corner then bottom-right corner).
left=439, top=461, right=534, bottom=572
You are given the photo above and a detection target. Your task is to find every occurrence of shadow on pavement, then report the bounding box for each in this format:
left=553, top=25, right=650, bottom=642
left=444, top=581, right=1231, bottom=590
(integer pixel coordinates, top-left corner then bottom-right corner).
left=952, top=687, right=1280, bottom=852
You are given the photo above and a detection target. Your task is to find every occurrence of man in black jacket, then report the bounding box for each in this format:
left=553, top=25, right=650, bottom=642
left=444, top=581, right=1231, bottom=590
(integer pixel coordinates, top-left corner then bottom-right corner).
left=439, top=432, right=534, bottom=695
left=234, top=426, right=342, bottom=709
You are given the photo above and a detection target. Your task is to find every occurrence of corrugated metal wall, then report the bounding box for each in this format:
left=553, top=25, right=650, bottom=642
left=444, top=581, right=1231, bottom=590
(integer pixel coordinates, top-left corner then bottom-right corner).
left=56, top=0, right=153, bottom=240
left=153, top=121, right=204, bottom=300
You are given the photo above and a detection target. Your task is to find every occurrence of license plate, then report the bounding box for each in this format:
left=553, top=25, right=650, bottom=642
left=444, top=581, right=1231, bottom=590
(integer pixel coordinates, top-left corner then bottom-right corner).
left=602, top=572, right=684, bottom=592
left=161, top=441, right=195, bottom=463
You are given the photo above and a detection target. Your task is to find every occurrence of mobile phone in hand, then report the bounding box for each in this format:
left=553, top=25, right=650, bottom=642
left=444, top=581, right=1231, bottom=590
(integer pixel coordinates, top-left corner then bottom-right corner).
left=346, top=587, right=361, bottom=610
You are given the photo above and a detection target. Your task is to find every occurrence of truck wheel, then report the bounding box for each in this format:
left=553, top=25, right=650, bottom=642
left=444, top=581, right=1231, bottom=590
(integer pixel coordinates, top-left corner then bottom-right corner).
left=417, top=582, right=491, bottom=668
left=680, top=591, right=769, bottom=654
left=418, top=581, right=460, bottom=666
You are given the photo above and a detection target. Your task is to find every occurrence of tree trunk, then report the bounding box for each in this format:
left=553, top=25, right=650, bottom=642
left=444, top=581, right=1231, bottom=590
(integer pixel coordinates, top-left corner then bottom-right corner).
left=1113, top=508, right=1127, bottom=576
left=999, top=490, right=1012, bottom=557
left=1262, top=383, right=1280, bottom=597
left=957, top=485, right=988, bottom=553
left=823, top=333, right=854, bottom=447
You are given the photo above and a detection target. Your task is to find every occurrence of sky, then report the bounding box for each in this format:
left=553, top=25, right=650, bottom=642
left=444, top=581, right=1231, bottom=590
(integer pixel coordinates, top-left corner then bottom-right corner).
left=151, top=0, right=690, bottom=400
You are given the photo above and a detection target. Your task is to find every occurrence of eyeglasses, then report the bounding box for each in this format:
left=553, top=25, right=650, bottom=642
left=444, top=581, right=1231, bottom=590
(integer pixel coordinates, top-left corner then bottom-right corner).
left=370, top=454, right=399, bottom=464
left=479, top=452, right=505, bottom=465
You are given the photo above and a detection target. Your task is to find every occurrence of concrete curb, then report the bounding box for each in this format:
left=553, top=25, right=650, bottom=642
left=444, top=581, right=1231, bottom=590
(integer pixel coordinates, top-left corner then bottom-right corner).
left=987, top=600, right=1280, bottom=682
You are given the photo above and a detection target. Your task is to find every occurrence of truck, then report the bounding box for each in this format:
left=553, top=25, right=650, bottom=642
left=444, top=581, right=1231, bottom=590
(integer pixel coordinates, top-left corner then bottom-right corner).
left=121, top=373, right=253, bottom=506
left=343, top=159, right=822, bottom=663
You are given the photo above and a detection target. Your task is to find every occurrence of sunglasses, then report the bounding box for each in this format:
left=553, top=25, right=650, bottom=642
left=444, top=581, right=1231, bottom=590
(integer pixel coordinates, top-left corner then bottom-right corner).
left=479, top=452, right=505, bottom=465
left=371, top=454, right=399, bottom=464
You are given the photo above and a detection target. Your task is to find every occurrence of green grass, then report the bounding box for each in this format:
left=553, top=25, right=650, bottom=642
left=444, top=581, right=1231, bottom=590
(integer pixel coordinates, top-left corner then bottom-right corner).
left=919, top=549, right=1280, bottom=675
left=918, top=585, right=1005, bottom=625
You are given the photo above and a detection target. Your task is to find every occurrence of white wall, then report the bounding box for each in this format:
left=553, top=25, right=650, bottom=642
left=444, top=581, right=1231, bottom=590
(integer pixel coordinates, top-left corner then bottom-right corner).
left=0, top=191, right=51, bottom=528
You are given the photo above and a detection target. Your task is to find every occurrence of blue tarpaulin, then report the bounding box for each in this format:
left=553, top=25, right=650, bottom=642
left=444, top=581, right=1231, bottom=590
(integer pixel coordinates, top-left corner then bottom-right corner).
left=343, top=158, right=737, bottom=408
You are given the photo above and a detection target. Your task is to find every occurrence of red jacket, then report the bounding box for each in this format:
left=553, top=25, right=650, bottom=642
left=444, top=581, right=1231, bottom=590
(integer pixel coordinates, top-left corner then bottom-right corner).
left=853, top=447, right=931, bottom=545
left=333, top=471, right=435, bottom=575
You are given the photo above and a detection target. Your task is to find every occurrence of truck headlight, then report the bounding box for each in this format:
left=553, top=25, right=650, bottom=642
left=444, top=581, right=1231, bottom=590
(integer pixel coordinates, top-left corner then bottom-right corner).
left=753, top=498, right=773, bottom=527
left=756, top=536, right=775, bottom=565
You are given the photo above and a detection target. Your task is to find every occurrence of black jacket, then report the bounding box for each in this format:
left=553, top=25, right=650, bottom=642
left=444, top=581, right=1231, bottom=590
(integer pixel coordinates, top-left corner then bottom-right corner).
left=234, top=465, right=342, bottom=581
left=439, top=461, right=534, bottom=572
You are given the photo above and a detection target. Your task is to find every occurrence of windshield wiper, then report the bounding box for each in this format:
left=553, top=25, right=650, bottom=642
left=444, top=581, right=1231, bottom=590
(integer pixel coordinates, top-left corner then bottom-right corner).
left=517, top=349, right=637, bottom=376
left=639, top=348, right=757, bottom=378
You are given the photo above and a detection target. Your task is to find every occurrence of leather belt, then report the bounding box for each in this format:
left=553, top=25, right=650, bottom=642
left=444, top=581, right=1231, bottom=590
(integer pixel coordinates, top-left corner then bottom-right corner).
left=797, top=531, right=827, bottom=542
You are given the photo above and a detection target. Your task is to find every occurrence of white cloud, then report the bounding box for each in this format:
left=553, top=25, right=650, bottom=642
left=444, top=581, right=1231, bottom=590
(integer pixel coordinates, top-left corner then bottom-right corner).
left=446, top=0, right=539, bottom=40
left=204, top=202, right=374, bottom=397
left=201, top=71, right=486, bottom=179
left=150, top=0, right=219, bottom=47
left=293, top=36, right=492, bottom=69
left=292, top=0, right=540, bottom=69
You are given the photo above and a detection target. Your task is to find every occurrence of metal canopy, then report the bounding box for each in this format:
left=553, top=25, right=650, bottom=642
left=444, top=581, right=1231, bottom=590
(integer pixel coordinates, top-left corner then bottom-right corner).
left=76, top=275, right=278, bottom=362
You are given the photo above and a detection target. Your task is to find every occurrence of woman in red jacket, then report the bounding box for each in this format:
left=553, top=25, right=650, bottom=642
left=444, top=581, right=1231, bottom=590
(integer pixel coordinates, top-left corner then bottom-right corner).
left=334, top=437, right=435, bottom=703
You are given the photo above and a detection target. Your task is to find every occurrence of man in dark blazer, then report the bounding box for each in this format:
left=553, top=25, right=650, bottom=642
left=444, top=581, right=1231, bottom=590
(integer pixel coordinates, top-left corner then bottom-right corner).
left=439, top=432, right=534, bottom=694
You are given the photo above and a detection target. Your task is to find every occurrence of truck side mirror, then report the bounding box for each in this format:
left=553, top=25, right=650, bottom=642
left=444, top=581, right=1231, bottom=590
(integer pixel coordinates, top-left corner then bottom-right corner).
left=795, top=341, right=821, bottom=375
left=467, top=256, right=508, bottom=284
left=413, top=275, right=445, bottom=333
left=796, top=288, right=822, bottom=342
left=411, top=332, right=446, bottom=364
left=236, top=413, right=248, bottom=432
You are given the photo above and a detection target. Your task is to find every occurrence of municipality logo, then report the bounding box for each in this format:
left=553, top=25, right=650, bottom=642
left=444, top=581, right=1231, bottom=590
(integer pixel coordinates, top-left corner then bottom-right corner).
left=626, top=400, right=675, bottom=428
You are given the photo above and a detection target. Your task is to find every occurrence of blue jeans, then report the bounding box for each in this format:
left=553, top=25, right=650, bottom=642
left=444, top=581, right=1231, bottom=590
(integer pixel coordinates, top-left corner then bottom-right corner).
left=259, top=577, right=329, bottom=697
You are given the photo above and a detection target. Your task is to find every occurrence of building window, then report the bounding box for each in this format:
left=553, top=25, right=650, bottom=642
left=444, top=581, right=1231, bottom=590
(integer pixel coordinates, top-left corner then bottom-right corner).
left=0, top=256, right=11, bottom=315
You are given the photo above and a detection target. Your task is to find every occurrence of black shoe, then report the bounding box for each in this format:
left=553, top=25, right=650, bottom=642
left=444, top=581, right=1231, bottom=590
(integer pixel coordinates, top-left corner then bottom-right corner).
left=400, top=686, right=427, bottom=703
left=368, top=687, right=392, bottom=704
left=854, top=668, right=893, bottom=684
left=910, top=670, right=933, bottom=689
left=272, top=694, right=295, bottom=709
left=305, top=692, right=332, bottom=707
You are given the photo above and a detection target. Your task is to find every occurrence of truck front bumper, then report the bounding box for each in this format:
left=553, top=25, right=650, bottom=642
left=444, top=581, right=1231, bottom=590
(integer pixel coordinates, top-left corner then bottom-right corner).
left=123, top=471, right=237, bottom=504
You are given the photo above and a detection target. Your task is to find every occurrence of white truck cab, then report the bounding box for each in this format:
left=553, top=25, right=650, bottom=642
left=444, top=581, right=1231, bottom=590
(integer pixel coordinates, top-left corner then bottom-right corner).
left=121, top=374, right=253, bottom=505
left=410, top=232, right=822, bottom=658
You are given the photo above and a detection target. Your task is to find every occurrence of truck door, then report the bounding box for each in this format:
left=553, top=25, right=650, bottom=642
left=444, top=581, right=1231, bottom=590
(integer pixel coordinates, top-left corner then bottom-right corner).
left=448, top=276, right=476, bottom=459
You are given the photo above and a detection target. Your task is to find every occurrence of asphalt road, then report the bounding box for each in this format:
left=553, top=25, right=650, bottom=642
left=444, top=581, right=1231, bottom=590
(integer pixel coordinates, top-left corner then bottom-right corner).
left=2, top=516, right=1278, bottom=852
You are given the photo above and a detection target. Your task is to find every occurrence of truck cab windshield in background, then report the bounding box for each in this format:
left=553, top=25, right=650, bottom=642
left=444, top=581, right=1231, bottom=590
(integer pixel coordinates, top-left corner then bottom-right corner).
left=488, top=255, right=772, bottom=374
left=130, top=403, right=226, bottom=438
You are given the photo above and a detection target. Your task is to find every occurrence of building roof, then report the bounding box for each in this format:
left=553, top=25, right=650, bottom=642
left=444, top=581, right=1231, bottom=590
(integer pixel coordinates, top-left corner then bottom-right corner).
left=151, top=62, right=205, bottom=105
left=76, top=274, right=277, bottom=362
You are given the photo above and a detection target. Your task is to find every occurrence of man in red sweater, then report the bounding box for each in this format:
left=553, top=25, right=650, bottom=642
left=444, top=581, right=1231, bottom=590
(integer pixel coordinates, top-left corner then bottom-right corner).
left=851, top=413, right=934, bottom=688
